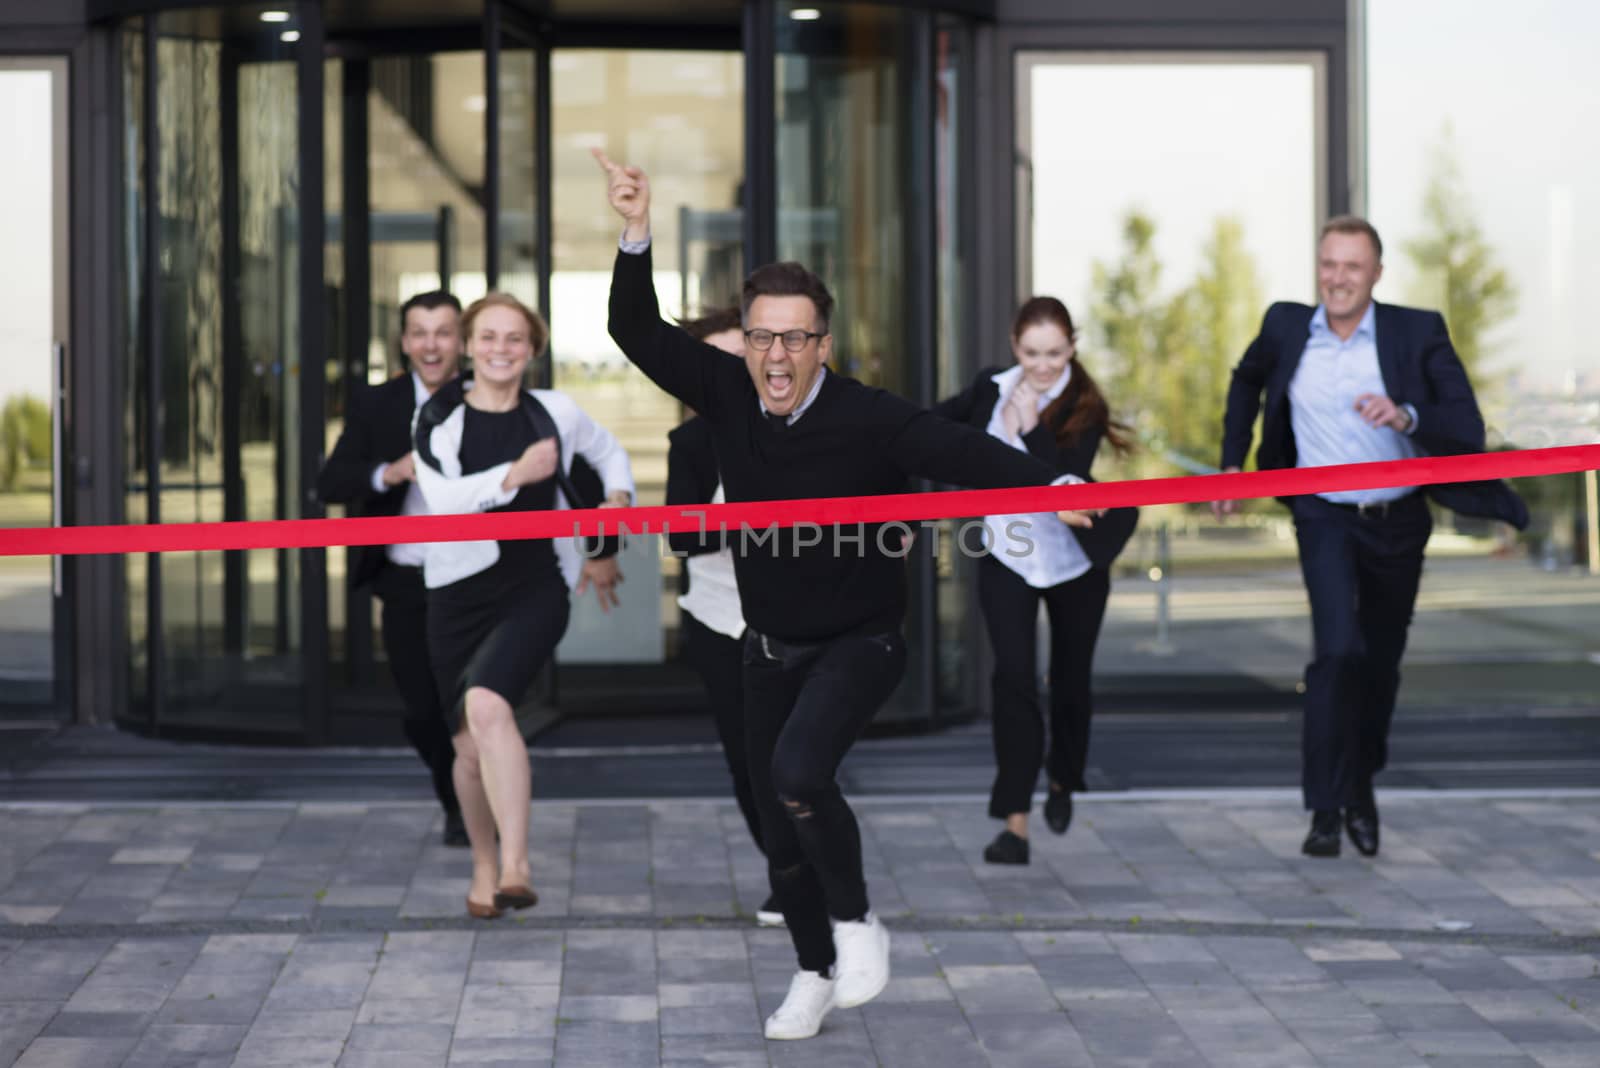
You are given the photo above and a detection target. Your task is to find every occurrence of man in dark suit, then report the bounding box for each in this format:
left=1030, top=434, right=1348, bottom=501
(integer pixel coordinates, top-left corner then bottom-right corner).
left=1214, top=215, right=1525, bottom=859
left=318, top=290, right=467, bottom=846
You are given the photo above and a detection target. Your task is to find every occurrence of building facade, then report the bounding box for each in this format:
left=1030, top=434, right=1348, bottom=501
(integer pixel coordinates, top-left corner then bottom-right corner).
left=25, top=0, right=1560, bottom=744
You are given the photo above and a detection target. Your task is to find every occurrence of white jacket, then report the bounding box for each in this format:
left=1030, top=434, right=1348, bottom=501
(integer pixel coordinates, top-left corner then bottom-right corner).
left=411, top=388, right=635, bottom=590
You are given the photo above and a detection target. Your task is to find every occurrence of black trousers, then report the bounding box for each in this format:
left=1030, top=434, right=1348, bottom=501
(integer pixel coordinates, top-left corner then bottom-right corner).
left=681, top=612, right=764, bottom=854
left=372, top=564, right=459, bottom=818
left=1291, top=494, right=1430, bottom=812
left=744, top=628, right=906, bottom=974
left=977, top=555, right=1111, bottom=820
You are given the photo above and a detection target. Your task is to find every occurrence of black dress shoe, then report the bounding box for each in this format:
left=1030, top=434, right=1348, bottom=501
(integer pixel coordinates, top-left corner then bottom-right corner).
left=442, top=810, right=469, bottom=848
left=983, top=830, right=1030, bottom=865
left=1043, top=789, right=1073, bottom=836
left=1344, top=805, right=1380, bottom=857
left=1302, top=810, right=1341, bottom=858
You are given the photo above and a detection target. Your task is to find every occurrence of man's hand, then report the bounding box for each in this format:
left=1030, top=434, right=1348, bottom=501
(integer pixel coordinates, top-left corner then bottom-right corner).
left=592, top=149, right=651, bottom=243
left=600, top=489, right=631, bottom=509
left=503, top=440, right=559, bottom=491
left=1354, top=393, right=1412, bottom=432
left=577, top=557, right=623, bottom=612
left=381, top=454, right=415, bottom=487
left=1210, top=465, right=1243, bottom=520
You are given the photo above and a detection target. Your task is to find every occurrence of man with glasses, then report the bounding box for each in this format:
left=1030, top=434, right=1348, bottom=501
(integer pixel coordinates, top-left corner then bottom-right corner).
left=594, top=149, right=1095, bottom=1041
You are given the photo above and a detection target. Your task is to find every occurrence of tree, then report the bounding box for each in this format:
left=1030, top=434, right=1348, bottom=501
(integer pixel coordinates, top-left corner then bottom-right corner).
left=1176, top=216, right=1263, bottom=466
left=0, top=395, right=50, bottom=492
left=1402, top=125, right=1517, bottom=400
left=1088, top=211, right=1264, bottom=476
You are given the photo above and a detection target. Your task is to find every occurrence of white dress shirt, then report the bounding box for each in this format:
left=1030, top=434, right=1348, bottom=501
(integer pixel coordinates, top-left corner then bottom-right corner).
left=982, top=364, right=1092, bottom=588
left=1288, top=303, right=1420, bottom=505
left=677, top=481, right=747, bottom=640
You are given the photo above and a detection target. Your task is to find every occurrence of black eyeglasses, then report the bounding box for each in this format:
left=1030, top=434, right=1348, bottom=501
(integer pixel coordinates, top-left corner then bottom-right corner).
left=743, top=328, right=826, bottom=353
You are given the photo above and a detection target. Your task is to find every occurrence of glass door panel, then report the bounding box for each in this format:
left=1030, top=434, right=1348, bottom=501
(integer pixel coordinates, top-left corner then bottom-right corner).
left=0, top=58, right=68, bottom=719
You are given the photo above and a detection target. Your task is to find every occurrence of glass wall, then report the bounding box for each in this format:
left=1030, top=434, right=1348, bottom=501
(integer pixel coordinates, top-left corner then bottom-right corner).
left=1362, top=0, right=1600, bottom=703
left=367, top=51, right=488, bottom=382
left=122, top=6, right=311, bottom=732
left=0, top=59, right=66, bottom=714
left=775, top=3, right=917, bottom=393
left=1015, top=51, right=1330, bottom=702
left=549, top=47, right=744, bottom=666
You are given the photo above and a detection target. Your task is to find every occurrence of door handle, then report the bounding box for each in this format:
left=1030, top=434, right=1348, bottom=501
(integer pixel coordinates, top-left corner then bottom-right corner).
left=51, top=340, right=64, bottom=598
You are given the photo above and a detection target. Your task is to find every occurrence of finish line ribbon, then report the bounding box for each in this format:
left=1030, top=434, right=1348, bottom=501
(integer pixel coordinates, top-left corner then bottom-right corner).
left=2, top=445, right=1596, bottom=559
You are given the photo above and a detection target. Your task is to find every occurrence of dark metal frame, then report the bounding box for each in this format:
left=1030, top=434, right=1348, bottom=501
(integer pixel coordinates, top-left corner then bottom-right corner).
left=741, top=0, right=776, bottom=272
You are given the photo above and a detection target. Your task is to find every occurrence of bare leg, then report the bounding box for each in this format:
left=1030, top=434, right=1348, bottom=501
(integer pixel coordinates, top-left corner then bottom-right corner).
left=464, top=686, right=532, bottom=890
left=452, top=727, right=499, bottom=907
left=1005, top=813, right=1029, bottom=839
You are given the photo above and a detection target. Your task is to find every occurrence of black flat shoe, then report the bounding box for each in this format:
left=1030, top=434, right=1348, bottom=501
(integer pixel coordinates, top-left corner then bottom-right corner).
left=493, top=884, right=539, bottom=911
left=983, top=830, right=1030, bottom=865
left=1344, top=805, right=1380, bottom=857
left=1043, top=789, right=1073, bottom=836
left=443, top=810, right=469, bottom=848
left=1302, top=810, right=1341, bottom=858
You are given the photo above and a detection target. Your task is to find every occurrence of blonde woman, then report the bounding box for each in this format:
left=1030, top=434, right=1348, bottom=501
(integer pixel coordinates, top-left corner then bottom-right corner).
left=412, top=292, right=633, bottom=918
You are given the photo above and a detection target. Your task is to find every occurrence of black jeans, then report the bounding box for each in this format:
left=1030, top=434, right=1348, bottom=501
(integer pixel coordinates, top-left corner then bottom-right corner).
left=743, top=627, right=907, bottom=974
left=373, top=564, right=459, bottom=818
left=682, top=612, right=763, bottom=854
left=977, top=556, right=1110, bottom=820
left=1291, top=493, right=1430, bottom=812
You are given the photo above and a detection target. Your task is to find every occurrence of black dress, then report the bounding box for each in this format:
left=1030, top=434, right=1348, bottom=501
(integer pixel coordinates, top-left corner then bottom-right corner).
left=425, top=406, right=571, bottom=727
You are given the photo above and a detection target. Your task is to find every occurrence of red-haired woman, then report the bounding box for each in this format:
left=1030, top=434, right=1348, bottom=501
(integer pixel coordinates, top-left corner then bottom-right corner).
left=934, top=297, right=1136, bottom=865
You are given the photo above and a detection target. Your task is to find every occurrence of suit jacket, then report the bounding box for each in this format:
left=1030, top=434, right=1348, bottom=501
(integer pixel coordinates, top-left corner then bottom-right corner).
left=317, top=373, right=418, bottom=590
left=933, top=366, right=1138, bottom=570
left=664, top=415, right=727, bottom=559
left=1221, top=301, right=1527, bottom=529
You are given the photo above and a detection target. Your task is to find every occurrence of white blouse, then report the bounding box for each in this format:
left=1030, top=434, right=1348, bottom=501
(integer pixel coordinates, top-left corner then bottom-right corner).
left=411, top=387, right=635, bottom=590
left=982, top=364, right=1093, bottom=589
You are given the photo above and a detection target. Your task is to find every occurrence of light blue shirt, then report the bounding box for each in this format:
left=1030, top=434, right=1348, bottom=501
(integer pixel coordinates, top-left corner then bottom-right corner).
left=1288, top=303, right=1419, bottom=505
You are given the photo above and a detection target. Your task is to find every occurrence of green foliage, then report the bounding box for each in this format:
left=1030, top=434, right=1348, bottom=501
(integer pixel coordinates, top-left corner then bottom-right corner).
left=0, top=394, right=51, bottom=492
left=1088, top=212, right=1262, bottom=480
left=1402, top=124, right=1517, bottom=404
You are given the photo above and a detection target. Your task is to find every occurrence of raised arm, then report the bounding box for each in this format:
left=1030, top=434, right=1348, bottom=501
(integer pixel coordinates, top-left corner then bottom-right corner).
left=595, top=149, right=742, bottom=419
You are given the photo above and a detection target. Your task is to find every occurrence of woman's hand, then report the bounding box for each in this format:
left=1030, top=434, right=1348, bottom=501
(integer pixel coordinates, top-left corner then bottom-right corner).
left=503, top=440, right=559, bottom=490
left=1008, top=381, right=1041, bottom=435
left=577, top=557, right=623, bottom=612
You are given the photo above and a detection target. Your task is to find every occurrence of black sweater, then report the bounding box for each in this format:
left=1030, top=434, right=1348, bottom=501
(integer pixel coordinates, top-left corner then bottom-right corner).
left=608, top=247, right=1059, bottom=642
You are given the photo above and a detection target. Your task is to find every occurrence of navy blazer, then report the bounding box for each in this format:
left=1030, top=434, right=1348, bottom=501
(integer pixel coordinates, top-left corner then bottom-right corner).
left=1220, top=301, right=1527, bottom=529
left=317, top=374, right=418, bottom=590
left=934, top=366, right=1138, bottom=570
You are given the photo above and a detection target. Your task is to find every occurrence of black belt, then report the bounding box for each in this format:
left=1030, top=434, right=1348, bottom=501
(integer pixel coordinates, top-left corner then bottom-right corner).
left=1321, top=494, right=1415, bottom=520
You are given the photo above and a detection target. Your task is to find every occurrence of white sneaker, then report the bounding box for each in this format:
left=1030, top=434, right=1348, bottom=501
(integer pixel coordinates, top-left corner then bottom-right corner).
left=755, top=894, right=786, bottom=928
left=831, top=912, right=890, bottom=1008
left=764, top=970, right=836, bottom=1040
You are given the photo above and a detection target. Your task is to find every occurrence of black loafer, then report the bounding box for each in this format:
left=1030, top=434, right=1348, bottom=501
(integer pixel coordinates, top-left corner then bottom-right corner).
left=1043, top=790, right=1073, bottom=836
left=1302, top=810, right=1341, bottom=858
left=1344, top=805, right=1380, bottom=857
left=983, top=830, right=1030, bottom=865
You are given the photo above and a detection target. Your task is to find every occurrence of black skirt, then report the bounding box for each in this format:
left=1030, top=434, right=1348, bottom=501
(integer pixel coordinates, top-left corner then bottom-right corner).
left=426, top=553, right=570, bottom=730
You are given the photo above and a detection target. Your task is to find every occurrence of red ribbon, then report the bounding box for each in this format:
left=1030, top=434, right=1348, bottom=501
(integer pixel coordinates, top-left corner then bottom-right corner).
left=2, top=445, right=1596, bottom=558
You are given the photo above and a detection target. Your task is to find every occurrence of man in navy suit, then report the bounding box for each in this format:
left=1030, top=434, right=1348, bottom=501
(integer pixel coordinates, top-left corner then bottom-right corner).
left=318, top=291, right=468, bottom=846
left=1213, top=216, right=1525, bottom=859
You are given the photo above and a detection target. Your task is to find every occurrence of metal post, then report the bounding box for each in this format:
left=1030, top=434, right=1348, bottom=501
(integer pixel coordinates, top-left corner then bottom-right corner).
left=1139, top=522, right=1176, bottom=656
left=1585, top=466, right=1599, bottom=577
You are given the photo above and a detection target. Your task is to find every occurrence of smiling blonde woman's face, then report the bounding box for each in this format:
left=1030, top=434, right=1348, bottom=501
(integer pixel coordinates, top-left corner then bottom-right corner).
left=468, top=305, right=535, bottom=386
